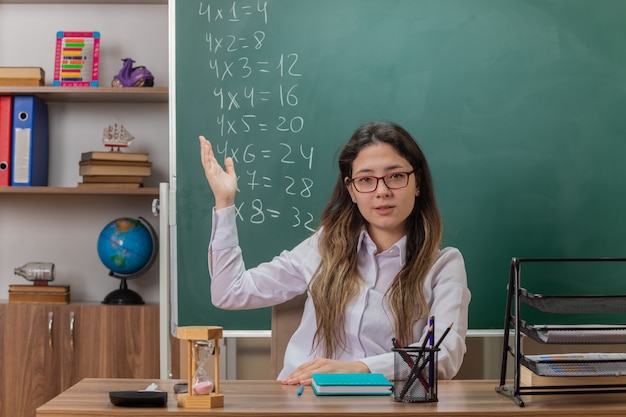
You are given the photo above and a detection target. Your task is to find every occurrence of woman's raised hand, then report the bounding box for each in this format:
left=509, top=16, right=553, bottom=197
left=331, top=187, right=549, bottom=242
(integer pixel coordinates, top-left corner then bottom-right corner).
left=198, top=136, right=238, bottom=209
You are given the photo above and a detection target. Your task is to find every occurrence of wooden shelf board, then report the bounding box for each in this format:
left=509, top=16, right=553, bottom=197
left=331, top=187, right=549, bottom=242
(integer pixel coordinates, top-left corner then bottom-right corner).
left=0, top=87, right=168, bottom=103
left=0, top=186, right=160, bottom=196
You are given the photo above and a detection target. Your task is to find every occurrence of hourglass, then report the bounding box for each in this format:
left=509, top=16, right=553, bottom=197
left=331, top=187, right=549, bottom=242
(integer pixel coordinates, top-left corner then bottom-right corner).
left=192, top=340, right=214, bottom=395
left=176, top=326, right=224, bottom=409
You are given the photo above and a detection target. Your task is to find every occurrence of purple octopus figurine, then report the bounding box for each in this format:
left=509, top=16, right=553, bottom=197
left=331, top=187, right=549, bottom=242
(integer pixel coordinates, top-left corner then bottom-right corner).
left=112, top=57, right=155, bottom=87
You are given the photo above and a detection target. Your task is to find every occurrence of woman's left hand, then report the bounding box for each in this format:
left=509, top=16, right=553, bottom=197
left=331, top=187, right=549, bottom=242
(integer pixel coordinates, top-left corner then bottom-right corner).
left=281, top=358, right=370, bottom=385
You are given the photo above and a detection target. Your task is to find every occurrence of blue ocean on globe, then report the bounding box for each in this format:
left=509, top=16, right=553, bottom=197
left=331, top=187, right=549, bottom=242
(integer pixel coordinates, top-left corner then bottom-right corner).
left=97, top=217, right=154, bottom=276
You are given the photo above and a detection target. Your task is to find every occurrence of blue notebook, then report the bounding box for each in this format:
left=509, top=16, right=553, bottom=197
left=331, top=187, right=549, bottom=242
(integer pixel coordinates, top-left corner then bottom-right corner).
left=311, top=373, right=393, bottom=396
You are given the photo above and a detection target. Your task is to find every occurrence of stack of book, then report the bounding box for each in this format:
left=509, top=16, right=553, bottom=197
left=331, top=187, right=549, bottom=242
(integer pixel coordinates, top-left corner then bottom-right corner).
left=8, top=284, right=70, bottom=304
left=0, top=66, right=45, bottom=86
left=78, top=151, right=152, bottom=188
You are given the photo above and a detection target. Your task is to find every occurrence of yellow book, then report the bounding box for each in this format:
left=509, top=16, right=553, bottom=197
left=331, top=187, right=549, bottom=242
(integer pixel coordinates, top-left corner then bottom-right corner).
left=9, top=284, right=69, bottom=293
left=8, top=292, right=70, bottom=304
left=8, top=285, right=70, bottom=304
left=81, top=151, right=150, bottom=162
left=79, top=161, right=151, bottom=177
left=82, top=175, right=144, bottom=183
left=77, top=182, right=142, bottom=189
left=0, top=67, right=45, bottom=86
left=79, top=159, right=152, bottom=167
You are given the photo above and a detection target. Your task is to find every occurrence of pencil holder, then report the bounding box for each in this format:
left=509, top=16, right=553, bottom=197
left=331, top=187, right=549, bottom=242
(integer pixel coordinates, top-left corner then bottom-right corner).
left=392, top=347, right=439, bottom=403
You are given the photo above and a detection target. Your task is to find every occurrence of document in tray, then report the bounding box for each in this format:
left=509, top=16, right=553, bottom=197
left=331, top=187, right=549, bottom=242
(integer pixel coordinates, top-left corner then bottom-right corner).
left=525, top=353, right=626, bottom=377
left=533, top=324, right=626, bottom=343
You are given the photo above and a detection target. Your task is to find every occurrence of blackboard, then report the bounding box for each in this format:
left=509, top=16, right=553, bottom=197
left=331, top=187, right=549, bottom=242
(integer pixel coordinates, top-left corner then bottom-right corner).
left=174, top=0, right=626, bottom=330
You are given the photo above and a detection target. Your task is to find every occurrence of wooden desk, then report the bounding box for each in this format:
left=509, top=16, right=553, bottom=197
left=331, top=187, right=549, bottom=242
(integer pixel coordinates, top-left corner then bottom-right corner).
left=36, top=378, right=626, bottom=417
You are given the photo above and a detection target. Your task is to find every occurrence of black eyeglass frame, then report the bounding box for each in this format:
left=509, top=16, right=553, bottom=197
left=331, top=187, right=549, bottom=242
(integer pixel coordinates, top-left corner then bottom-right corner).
left=348, top=171, right=415, bottom=193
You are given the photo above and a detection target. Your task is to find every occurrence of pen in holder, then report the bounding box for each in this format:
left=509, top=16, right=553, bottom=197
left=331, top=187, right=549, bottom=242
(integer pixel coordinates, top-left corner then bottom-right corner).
left=392, top=346, right=439, bottom=403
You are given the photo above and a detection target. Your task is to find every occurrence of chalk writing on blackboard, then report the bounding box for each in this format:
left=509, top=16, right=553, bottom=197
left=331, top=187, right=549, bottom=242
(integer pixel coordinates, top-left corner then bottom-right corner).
left=198, top=1, right=316, bottom=231
left=199, top=1, right=268, bottom=24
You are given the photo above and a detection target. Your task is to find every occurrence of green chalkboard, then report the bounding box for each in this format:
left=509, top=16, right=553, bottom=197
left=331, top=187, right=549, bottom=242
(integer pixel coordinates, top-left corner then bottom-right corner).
left=174, top=0, right=626, bottom=330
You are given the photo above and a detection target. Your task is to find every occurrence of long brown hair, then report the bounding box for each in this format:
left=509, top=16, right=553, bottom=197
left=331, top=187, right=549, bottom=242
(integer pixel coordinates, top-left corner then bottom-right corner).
left=309, top=121, right=442, bottom=356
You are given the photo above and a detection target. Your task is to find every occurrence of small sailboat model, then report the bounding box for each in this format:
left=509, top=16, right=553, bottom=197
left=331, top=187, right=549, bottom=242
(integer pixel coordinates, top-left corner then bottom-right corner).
left=102, top=124, right=134, bottom=150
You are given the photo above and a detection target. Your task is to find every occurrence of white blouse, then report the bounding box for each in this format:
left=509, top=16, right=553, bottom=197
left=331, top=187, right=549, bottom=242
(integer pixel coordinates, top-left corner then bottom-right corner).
left=208, top=205, right=471, bottom=380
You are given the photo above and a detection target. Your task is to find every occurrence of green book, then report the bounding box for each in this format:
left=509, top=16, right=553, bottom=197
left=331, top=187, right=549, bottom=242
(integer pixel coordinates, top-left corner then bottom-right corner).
left=311, top=373, right=393, bottom=396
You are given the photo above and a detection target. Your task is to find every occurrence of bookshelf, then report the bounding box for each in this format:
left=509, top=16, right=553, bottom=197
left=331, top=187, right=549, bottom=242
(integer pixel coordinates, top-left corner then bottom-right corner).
left=0, top=0, right=168, bottom=300
left=0, top=1, right=168, bottom=416
left=496, top=257, right=626, bottom=407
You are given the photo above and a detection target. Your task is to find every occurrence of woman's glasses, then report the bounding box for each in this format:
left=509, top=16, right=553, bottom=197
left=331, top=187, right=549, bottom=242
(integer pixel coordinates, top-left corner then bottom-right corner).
left=349, top=171, right=414, bottom=193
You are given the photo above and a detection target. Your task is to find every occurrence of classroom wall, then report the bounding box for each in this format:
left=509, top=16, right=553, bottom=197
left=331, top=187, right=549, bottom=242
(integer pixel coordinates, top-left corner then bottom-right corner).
left=0, top=3, right=169, bottom=303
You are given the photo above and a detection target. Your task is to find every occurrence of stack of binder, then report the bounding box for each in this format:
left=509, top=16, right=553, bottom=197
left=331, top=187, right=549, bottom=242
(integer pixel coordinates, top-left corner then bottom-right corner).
left=0, top=95, right=49, bottom=187
left=8, top=284, right=70, bottom=304
left=78, top=151, right=151, bottom=188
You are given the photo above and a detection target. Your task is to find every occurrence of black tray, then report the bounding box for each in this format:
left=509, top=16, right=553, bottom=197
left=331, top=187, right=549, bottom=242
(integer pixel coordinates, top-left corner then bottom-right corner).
left=519, top=288, right=626, bottom=313
left=109, top=391, right=167, bottom=407
left=520, top=321, right=626, bottom=344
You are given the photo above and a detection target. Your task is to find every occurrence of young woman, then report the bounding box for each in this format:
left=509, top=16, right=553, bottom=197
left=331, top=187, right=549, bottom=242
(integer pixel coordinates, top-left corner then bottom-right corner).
left=199, top=121, right=470, bottom=385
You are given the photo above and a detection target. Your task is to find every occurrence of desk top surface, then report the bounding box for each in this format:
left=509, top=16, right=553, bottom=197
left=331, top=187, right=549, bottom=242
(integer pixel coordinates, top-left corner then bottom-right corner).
left=36, top=378, right=626, bottom=417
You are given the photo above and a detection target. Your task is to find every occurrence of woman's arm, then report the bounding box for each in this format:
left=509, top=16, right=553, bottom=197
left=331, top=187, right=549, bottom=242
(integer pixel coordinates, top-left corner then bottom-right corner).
left=208, top=206, right=318, bottom=309
left=200, top=135, right=314, bottom=308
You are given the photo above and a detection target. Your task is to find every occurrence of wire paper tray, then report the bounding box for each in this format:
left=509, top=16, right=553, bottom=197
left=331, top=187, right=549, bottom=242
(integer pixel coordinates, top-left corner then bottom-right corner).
left=521, top=323, right=626, bottom=344
left=519, top=289, right=626, bottom=313
left=522, top=353, right=626, bottom=377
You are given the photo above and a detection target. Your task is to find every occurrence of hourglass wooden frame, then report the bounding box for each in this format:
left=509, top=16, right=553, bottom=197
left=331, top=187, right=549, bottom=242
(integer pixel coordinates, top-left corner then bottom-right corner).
left=176, top=326, right=224, bottom=408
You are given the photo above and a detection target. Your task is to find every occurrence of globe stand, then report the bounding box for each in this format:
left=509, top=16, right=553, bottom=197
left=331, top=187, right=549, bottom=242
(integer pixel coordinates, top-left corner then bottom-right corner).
left=102, top=277, right=145, bottom=305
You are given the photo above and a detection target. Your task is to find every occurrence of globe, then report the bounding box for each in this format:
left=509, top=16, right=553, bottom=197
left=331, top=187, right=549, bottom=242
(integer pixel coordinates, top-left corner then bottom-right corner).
left=97, top=217, right=158, bottom=305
